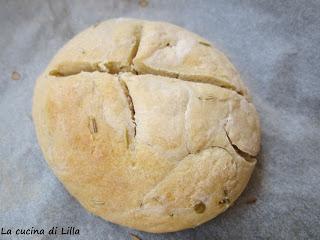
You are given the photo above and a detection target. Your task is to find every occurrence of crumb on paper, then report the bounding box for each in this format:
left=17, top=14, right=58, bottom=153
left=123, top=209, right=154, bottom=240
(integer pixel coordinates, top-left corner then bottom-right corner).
left=130, top=233, right=141, bottom=240
left=246, top=196, right=257, bottom=204
left=138, top=0, right=149, bottom=8
left=11, top=71, right=21, bottom=80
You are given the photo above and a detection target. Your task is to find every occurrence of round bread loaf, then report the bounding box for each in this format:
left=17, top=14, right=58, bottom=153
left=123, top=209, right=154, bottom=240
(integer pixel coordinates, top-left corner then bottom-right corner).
left=32, top=18, right=260, bottom=233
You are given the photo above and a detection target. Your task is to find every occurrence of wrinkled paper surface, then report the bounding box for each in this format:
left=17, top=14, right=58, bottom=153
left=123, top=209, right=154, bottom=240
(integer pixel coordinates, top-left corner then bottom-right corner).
left=0, top=0, right=319, bottom=239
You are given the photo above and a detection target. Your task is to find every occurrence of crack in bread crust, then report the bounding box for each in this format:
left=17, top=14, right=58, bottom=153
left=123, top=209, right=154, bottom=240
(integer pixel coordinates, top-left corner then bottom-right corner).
left=49, top=67, right=247, bottom=99
left=129, top=25, right=142, bottom=63
left=132, top=64, right=244, bottom=96
left=139, top=129, right=253, bottom=209
left=118, top=76, right=137, bottom=139
left=225, top=130, right=255, bottom=161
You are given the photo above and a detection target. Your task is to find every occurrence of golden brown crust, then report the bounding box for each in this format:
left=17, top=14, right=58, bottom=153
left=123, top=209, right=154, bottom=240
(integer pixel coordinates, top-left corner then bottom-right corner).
left=32, top=18, right=260, bottom=233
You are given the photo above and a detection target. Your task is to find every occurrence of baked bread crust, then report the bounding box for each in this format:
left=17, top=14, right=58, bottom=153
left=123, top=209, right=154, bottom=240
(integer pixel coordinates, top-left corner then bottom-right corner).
left=32, top=18, right=260, bottom=233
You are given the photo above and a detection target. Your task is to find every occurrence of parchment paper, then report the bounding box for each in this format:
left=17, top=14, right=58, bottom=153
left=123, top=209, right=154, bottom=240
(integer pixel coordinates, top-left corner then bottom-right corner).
left=1, top=0, right=319, bottom=239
